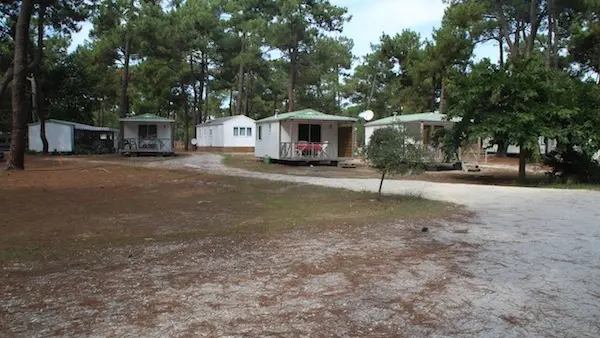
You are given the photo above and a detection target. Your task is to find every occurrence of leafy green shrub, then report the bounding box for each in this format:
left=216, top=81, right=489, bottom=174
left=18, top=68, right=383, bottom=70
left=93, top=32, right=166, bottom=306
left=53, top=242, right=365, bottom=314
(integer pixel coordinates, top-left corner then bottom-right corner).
left=543, top=148, right=600, bottom=183
left=366, top=126, right=430, bottom=198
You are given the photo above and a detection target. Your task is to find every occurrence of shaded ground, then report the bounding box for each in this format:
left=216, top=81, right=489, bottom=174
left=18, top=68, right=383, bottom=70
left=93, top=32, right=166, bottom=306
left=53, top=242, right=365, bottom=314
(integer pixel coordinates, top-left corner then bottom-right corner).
left=224, top=153, right=598, bottom=190
left=0, top=156, right=476, bottom=337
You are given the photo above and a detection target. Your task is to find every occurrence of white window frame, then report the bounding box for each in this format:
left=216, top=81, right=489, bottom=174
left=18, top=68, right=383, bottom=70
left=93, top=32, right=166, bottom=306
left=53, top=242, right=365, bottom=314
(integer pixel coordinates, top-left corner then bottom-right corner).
left=233, top=127, right=239, bottom=136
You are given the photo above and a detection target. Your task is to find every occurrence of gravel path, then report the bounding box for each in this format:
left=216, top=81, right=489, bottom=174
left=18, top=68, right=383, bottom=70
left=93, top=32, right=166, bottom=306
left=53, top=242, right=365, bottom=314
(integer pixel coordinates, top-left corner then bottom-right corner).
left=150, top=153, right=600, bottom=337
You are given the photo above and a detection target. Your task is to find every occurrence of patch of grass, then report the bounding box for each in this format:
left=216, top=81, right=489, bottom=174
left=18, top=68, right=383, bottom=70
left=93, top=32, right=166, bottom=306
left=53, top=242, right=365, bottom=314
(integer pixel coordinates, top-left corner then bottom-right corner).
left=0, top=157, right=460, bottom=262
left=222, top=154, right=233, bottom=166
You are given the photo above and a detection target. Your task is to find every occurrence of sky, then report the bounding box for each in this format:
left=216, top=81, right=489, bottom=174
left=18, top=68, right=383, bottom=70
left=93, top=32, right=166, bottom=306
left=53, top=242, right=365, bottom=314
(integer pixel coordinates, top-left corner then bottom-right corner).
left=69, top=0, right=500, bottom=64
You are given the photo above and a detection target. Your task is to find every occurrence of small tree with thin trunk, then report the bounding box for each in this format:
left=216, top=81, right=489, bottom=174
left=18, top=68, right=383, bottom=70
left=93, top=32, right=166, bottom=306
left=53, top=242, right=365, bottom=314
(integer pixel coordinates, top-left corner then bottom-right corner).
left=366, top=125, right=430, bottom=198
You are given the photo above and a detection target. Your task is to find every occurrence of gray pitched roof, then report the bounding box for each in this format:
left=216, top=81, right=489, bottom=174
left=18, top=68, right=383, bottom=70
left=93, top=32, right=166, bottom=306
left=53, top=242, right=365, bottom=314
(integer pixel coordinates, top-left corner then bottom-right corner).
left=198, top=116, right=238, bottom=126
left=197, top=115, right=255, bottom=127
left=28, top=119, right=118, bottom=132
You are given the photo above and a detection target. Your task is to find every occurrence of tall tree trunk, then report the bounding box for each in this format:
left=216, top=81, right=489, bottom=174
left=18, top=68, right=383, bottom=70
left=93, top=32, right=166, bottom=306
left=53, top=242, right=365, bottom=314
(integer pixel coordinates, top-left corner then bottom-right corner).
left=119, top=28, right=132, bottom=148
left=439, top=81, right=446, bottom=114
left=236, top=34, right=245, bottom=115
left=235, top=64, right=244, bottom=115
left=546, top=0, right=553, bottom=68
left=34, top=5, right=47, bottom=154
left=496, top=138, right=508, bottom=157
left=100, top=99, right=105, bottom=127
left=6, top=0, right=33, bottom=170
left=514, top=21, right=521, bottom=57
left=525, top=0, right=539, bottom=57
left=204, top=65, right=210, bottom=119
left=244, top=73, right=251, bottom=115
left=497, top=0, right=516, bottom=57
left=198, top=53, right=205, bottom=122
left=29, top=76, right=48, bottom=154
left=498, top=25, right=504, bottom=67
left=334, top=65, right=341, bottom=111
left=552, top=12, right=559, bottom=68
left=190, top=54, right=199, bottom=125
left=518, top=144, right=527, bottom=182
left=183, top=86, right=189, bottom=151
left=366, top=74, right=376, bottom=110
left=287, top=35, right=299, bottom=112
left=0, top=11, right=44, bottom=98
left=229, top=87, right=233, bottom=116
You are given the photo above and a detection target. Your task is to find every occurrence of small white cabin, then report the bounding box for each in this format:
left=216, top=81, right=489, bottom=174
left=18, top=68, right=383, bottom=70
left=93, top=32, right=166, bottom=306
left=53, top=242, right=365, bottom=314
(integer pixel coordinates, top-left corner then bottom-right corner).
left=119, top=113, right=175, bottom=155
left=195, top=115, right=255, bottom=152
left=28, top=119, right=118, bottom=153
left=255, top=109, right=357, bottom=163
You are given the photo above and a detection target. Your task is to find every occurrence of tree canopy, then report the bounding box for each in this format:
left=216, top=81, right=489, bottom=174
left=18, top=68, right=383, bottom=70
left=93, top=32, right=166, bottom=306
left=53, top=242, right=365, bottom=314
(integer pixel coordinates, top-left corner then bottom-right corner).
left=1, top=0, right=600, bottom=172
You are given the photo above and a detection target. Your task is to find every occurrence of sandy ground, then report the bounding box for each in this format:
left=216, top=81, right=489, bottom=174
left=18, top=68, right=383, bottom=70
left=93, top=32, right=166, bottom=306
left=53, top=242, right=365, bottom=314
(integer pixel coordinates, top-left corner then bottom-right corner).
left=150, top=154, right=600, bottom=337
left=2, top=154, right=599, bottom=337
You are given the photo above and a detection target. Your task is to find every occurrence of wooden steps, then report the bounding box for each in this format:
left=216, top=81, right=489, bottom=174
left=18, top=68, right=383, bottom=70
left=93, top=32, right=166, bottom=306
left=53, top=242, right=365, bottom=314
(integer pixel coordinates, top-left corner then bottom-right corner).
left=338, top=159, right=358, bottom=168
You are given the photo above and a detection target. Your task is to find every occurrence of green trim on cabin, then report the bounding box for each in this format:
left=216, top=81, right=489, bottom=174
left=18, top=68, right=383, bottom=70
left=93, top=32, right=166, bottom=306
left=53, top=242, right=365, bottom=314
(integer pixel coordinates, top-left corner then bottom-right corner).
left=257, top=109, right=357, bottom=123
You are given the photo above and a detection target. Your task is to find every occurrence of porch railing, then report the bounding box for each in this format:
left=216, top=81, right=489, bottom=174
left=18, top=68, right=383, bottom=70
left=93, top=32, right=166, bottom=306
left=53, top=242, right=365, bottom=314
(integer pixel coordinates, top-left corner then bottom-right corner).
left=421, top=145, right=445, bottom=162
left=121, top=138, right=174, bottom=152
left=279, top=142, right=336, bottom=160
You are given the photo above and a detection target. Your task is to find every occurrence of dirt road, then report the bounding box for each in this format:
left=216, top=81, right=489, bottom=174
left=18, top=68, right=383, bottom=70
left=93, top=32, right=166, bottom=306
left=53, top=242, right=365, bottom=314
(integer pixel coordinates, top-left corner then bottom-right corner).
left=3, top=154, right=599, bottom=337
left=154, top=154, right=600, bottom=337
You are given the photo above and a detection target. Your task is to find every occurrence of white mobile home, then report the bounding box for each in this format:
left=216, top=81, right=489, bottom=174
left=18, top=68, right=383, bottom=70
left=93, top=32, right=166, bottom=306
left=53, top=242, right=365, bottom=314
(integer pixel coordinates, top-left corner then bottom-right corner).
left=365, top=112, right=559, bottom=160
left=195, top=115, right=255, bottom=152
left=28, top=119, right=118, bottom=153
left=364, top=112, right=460, bottom=161
left=364, top=112, right=459, bottom=147
left=119, top=114, right=175, bottom=155
left=255, top=109, right=357, bottom=163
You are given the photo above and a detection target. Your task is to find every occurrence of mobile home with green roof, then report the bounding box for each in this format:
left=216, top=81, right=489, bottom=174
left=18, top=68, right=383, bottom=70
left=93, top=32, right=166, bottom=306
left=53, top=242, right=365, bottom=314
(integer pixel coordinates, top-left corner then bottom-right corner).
left=254, top=109, right=357, bottom=163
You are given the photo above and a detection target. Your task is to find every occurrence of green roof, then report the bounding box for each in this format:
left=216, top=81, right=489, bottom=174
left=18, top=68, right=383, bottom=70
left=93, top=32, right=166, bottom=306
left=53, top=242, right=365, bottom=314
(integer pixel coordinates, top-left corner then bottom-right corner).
left=364, top=112, right=461, bottom=127
left=257, top=109, right=357, bottom=123
left=119, top=113, right=174, bottom=122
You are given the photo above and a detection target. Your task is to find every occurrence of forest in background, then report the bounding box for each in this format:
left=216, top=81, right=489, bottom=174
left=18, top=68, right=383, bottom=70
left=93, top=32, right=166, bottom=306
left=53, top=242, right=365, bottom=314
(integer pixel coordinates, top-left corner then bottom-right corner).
left=1, top=0, right=600, bottom=177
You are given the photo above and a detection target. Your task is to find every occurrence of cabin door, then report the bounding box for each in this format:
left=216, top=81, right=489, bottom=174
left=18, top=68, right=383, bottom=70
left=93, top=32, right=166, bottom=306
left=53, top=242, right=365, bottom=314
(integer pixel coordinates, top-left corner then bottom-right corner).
left=338, top=126, right=353, bottom=158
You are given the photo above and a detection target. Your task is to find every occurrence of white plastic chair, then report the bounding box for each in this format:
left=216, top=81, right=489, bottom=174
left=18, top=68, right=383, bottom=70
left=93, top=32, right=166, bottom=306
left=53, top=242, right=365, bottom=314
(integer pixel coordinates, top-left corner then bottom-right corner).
left=319, top=141, right=328, bottom=158
left=295, top=141, right=306, bottom=158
